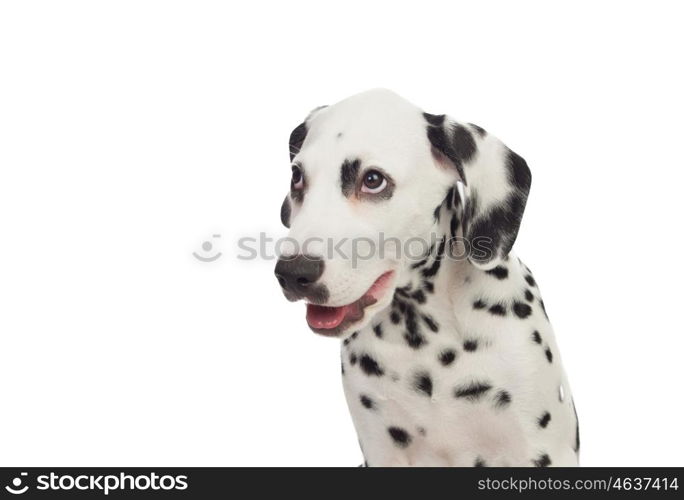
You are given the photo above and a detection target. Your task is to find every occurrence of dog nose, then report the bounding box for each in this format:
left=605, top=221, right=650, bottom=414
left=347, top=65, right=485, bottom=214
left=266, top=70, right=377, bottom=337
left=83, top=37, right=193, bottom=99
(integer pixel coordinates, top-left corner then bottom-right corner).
left=274, top=254, right=325, bottom=295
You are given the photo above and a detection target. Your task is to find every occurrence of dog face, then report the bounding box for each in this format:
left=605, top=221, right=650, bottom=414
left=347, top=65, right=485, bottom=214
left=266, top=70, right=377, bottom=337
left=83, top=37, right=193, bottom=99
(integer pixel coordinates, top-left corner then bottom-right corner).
left=275, top=89, right=531, bottom=338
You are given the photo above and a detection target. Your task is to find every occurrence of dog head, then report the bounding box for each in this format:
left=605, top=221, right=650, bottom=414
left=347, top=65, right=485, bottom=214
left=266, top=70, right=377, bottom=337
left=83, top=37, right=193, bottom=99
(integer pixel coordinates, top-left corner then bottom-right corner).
left=275, top=89, right=531, bottom=337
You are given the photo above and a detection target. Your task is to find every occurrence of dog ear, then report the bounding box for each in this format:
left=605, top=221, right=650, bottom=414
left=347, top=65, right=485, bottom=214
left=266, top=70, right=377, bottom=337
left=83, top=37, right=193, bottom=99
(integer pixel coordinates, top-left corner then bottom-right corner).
left=288, top=105, right=328, bottom=161
left=424, top=113, right=531, bottom=270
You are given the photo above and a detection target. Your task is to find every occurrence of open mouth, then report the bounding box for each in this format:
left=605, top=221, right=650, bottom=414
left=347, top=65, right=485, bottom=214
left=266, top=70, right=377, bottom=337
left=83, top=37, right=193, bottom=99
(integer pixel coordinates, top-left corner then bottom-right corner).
left=305, top=271, right=394, bottom=336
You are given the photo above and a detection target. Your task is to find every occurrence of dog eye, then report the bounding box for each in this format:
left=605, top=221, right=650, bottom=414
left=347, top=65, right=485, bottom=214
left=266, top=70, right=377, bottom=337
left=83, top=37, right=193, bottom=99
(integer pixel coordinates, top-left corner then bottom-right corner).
left=291, top=165, right=304, bottom=189
left=361, top=170, right=387, bottom=194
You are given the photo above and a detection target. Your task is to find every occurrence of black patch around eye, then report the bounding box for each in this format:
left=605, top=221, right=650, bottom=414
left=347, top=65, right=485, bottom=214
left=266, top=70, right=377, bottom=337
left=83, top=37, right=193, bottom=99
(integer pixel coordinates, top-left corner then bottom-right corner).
left=289, top=122, right=307, bottom=161
left=454, top=381, right=492, bottom=401
left=485, top=266, right=509, bottom=279
left=340, top=158, right=361, bottom=197
left=280, top=196, right=291, bottom=228
left=387, top=427, right=412, bottom=448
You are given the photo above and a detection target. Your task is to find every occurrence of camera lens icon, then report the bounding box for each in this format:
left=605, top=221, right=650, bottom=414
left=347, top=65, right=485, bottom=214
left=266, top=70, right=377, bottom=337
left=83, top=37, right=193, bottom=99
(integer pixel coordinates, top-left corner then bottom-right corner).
left=5, top=472, right=28, bottom=495
left=193, top=234, right=222, bottom=262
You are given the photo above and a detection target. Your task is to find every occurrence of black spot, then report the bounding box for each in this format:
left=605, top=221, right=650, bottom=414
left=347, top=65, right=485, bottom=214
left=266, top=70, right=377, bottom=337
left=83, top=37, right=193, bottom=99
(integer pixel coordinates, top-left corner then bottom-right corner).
left=341, top=361, right=344, bottom=375
left=463, top=339, right=478, bottom=352
left=280, top=197, right=291, bottom=228
left=494, top=390, right=512, bottom=408
left=423, top=112, right=446, bottom=126
left=340, top=158, right=361, bottom=197
left=525, top=289, right=534, bottom=302
left=451, top=124, right=477, bottom=164
left=533, top=453, right=552, bottom=467
left=350, top=353, right=357, bottom=365
left=513, top=301, right=532, bottom=319
left=413, top=372, right=433, bottom=397
left=469, top=123, right=487, bottom=137
left=404, top=331, right=426, bottom=349
left=488, top=304, right=507, bottom=316
left=411, top=290, right=426, bottom=304
left=450, top=213, right=459, bottom=238
left=360, top=354, right=384, bottom=376
left=288, top=122, right=307, bottom=160
left=433, top=204, right=441, bottom=223
left=412, top=257, right=428, bottom=269
left=422, top=314, right=439, bottom=332
left=423, top=281, right=434, bottom=293
left=387, top=427, right=412, bottom=448
left=390, top=311, right=401, bottom=324
left=454, top=381, right=492, bottom=401
left=439, top=349, right=457, bottom=366
left=404, top=306, right=425, bottom=349
left=417, top=427, right=427, bottom=436
left=525, top=274, right=536, bottom=287
left=538, top=411, right=551, bottom=428
left=485, top=266, right=509, bottom=280
left=474, top=457, right=487, bottom=467
left=373, top=323, right=383, bottom=339
left=422, top=237, right=446, bottom=278
left=350, top=331, right=359, bottom=340
left=360, top=395, right=375, bottom=410
left=473, top=299, right=487, bottom=310
left=532, top=330, right=542, bottom=344
left=545, top=348, right=553, bottom=363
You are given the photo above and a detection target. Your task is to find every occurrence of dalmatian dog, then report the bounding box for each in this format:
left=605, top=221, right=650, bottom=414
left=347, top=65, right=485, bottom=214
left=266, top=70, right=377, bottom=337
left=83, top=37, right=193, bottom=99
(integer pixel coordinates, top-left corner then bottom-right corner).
left=275, top=89, right=579, bottom=467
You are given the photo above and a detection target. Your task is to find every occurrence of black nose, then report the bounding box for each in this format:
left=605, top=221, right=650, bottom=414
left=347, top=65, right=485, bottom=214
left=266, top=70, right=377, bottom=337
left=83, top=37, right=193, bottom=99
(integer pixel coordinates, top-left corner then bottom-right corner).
left=274, top=254, right=325, bottom=297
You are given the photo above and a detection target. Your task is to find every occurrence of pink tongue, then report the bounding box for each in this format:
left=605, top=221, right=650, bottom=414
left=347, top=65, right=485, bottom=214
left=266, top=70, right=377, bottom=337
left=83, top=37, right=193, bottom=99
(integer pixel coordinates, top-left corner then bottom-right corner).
left=306, top=304, right=349, bottom=329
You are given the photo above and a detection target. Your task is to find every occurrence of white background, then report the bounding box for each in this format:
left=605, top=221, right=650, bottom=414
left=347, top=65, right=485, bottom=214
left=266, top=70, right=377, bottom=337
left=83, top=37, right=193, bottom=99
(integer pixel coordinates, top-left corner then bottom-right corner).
left=1, top=0, right=683, bottom=466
